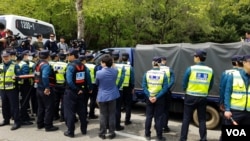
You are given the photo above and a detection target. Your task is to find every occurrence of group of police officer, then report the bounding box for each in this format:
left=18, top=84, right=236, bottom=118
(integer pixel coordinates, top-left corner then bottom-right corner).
left=0, top=48, right=137, bottom=138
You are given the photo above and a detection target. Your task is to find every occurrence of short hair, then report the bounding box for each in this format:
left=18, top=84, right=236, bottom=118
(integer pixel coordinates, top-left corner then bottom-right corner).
left=0, top=23, right=5, bottom=30
left=101, top=54, right=113, bottom=67
left=36, top=34, right=42, bottom=39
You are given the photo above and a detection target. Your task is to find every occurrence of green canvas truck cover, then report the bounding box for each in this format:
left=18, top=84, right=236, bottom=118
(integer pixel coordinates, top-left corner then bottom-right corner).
left=134, top=42, right=250, bottom=97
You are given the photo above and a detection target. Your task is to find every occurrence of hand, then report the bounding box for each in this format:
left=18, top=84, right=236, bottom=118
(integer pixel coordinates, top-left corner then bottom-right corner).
left=149, top=97, right=157, bottom=103
left=131, top=89, right=134, bottom=94
left=89, top=90, right=93, bottom=94
left=219, top=104, right=225, bottom=112
left=224, top=111, right=232, bottom=119
left=12, top=75, right=16, bottom=80
left=44, top=88, right=50, bottom=96
left=78, top=90, right=83, bottom=95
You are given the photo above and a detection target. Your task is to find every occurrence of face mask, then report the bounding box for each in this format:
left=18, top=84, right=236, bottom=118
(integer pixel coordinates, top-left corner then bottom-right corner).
left=28, top=56, right=33, bottom=61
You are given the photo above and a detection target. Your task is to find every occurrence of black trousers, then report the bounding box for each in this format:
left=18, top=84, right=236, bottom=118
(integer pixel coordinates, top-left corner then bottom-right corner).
left=53, top=86, right=65, bottom=119
left=145, top=97, right=165, bottom=138
left=64, top=89, right=87, bottom=134
left=88, top=84, right=98, bottom=117
left=121, top=86, right=133, bottom=122
left=0, top=89, right=20, bottom=125
left=19, top=84, right=32, bottom=121
left=36, top=88, right=55, bottom=129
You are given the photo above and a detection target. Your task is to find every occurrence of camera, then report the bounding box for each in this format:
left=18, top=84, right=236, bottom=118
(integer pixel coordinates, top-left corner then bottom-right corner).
left=70, top=39, right=86, bottom=53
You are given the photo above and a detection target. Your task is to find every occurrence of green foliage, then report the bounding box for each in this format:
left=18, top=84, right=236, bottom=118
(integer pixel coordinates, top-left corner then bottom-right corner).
left=0, top=0, right=249, bottom=49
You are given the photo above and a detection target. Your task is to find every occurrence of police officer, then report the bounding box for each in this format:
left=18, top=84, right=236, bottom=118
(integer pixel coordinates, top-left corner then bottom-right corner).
left=142, top=56, right=168, bottom=141
left=224, top=55, right=250, bottom=125
left=120, top=53, right=135, bottom=125
left=79, top=55, right=86, bottom=64
left=18, top=50, right=33, bottom=125
left=35, top=50, right=58, bottom=132
left=64, top=49, right=92, bottom=137
left=0, top=50, right=21, bottom=130
left=85, top=54, right=98, bottom=119
left=160, top=56, right=175, bottom=133
left=53, top=52, right=68, bottom=122
left=180, top=49, right=214, bottom=141
left=111, top=51, right=125, bottom=131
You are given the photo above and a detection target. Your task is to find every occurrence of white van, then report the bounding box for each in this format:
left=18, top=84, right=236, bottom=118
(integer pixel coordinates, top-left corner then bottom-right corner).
left=0, top=14, right=56, bottom=43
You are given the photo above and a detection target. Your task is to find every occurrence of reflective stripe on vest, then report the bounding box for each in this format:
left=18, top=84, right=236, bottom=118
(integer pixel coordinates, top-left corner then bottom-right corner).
left=114, top=64, right=124, bottom=86
left=231, top=70, right=250, bottom=111
left=122, top=64, right=131, bottom=87
left=29, top=61, right=35, bottom=84
left=186, top=65, right=213, bottom=97
left=146, top=70, right=165, bottom=97
left=18, top=61, right=27, bottom=84
left=160, top=66, right=170, bottom=84
left=53, top=62, right=67, bottom=84
left=0, top=64, right=15, bottom=90
left=85, top=63, right=96, bottom=84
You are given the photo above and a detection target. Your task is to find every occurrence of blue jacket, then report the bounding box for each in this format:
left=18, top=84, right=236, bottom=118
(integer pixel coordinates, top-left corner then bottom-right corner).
left=37, top=61, right=51, bottom=89
left=224, top=69, right=250, bottom=111
left=219, top=67, right=238, bottom=104
left=96, top=67, right=120, bottom=102
left=142, top=67, right=168, bottom=99
left=66, top=60, right=92, bottom=92
left=182, top=62, right=214, bottom=92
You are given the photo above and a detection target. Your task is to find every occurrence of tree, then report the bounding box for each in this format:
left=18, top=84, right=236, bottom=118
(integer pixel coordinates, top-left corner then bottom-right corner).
left=75, top=0, right=84, bottom=39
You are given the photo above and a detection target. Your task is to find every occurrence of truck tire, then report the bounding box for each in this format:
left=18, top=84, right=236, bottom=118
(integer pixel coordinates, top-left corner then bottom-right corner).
left=192, top=105, right=220, bottom=130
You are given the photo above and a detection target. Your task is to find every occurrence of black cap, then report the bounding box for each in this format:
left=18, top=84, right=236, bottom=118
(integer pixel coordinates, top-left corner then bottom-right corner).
left=9, top=50, right=16, bottom=56
left=243, top=55, right=250, bottom=61
left=79, top=55, right=86, bottom=61
left=22, top=50, right=29, bottom=56
left=194, top=49, right=207, bottom=58
left=152, top=56, right=161, bottom=63
left=112, top=52, right=119, bottom=57
left=1, top=50, right=10, bottom=57
left=161, top=56, right=167, bottom=60
left=237, top=55, right=244, bottom=62
left=50, top=52, right=57, bottom=58
left=86, top=54, right=94, bottom=59
left=39, top=50, right=50, bottom=58
left=122, top=53, right=129, bottom=57
left=231, top=55, right=239, bottom=62
left=68, top=48, right=79, bottom=56
left=29, top=51, right=38, bottom=58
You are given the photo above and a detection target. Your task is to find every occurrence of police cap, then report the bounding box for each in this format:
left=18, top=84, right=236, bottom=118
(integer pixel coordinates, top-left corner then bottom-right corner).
left=68, top=48, right=79, bottom=56
left=194, top=49, right=207, bottom=58
left=39, top=50, right=50, bottom=58
left=1, top=50, right=10, bottom=57
left=122, top=53, right=129, bottom=57
left=79, top=55, right=86, bottom=61
left=22, top=50, right=29, bottom=56
left=152, top=56, right=161, bottom=63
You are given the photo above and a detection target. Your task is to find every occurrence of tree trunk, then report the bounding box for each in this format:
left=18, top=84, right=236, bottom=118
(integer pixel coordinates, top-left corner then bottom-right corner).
left=75, top=0, right=84, bottom=39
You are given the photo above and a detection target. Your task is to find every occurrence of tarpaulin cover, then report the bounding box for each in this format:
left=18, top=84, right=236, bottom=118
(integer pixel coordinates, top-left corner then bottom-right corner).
left=134, top=42, right=250, bottom=97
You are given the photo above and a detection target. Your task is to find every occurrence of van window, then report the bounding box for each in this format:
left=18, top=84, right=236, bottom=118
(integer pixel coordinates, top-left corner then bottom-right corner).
left=16, top=19, right=54, bottom=39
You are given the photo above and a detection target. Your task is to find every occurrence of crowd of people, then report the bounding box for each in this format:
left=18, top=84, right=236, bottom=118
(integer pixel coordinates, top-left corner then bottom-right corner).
left=1, top=22, right=250, bottom=141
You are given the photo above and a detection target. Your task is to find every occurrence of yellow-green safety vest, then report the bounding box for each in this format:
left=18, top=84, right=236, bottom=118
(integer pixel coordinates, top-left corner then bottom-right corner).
left=160, top=66, right=170, bottom=84
left=230, top=70, right=250, bottom=111
left=53, top=61, right=67, bottom=84
left=186, top=65, right=213, bottom=97
left=122, top=64, right=131, bottom=87
left=28, top=61, right=35, bottom=84
left=146, top=70, right=165, bottom=97
left=114, top=63, right=124, bottom=86
left=0, top=63, right=15, bottom=90
left=18, top=61, right=28, bottom=84
left=85, top=63, right=96, bottom=84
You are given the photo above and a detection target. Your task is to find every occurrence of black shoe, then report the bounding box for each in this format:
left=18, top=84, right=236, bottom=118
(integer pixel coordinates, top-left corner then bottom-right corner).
left=116, top=126, right=124, bottom=131
left=163, top=127, right=170, bottom=133
left=59, top=117, right=65, bottom=122
left=145, top=136, right=151, bottom=141
left=21, top=121, right=33, bottom=125
left=81, top=130, right=87, bottom=135
left=108, top=133, right=116, bottom=139
left=89, top=115, right=98, bottom=119
left=37, top=124, right=45, bottom=129
left=156, top=136, right=166, bottom=141
left=0, top=121, right=10, bottom=126
left=64, top=131, right=74, bottom=138
left=28, top=117, right=35, bottom=121
left=53, top=116, right=60, bottom=121
left=11, top=124, right=21, bottom=130
left=125, top=121, right=132, bottom=125
left=45, top=126, right=59, bottom=132
left=99, top=134, right=106, bottom=139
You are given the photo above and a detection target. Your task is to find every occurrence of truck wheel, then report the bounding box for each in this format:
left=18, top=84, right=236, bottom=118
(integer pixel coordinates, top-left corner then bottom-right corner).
left=192, top=105, right=220, bottom=130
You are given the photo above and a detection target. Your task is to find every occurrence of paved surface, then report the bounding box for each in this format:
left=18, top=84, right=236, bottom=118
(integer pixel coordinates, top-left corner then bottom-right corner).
left=0, top=103, right=221, bottom=141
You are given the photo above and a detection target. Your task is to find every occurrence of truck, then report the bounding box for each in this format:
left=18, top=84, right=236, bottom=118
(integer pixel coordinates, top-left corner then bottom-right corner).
left=94, top=42, right=250, bottom=130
